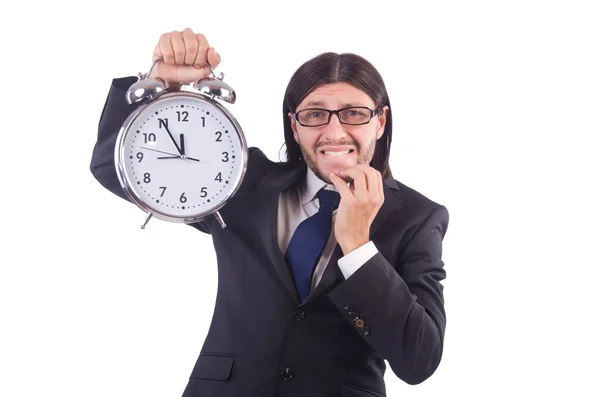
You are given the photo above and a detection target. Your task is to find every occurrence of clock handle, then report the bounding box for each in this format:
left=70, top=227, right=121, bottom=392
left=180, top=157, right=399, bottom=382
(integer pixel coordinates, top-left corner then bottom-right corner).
left=148, top=57, right=217, bottom=81
left=214, top=211, right=227, bottom=228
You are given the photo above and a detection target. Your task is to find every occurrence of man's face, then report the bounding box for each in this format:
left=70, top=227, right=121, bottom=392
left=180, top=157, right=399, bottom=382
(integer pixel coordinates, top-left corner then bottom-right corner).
left=288, top=82, right=388, bottom=184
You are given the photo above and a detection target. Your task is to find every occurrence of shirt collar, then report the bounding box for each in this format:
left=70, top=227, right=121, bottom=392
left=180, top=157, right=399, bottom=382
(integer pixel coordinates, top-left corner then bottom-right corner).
left=300, top=166, right=339, bottom=205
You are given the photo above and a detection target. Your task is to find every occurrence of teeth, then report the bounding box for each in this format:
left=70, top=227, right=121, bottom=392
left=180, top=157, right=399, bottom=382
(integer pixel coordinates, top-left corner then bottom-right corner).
left=323, top=150, right=350, bottom=156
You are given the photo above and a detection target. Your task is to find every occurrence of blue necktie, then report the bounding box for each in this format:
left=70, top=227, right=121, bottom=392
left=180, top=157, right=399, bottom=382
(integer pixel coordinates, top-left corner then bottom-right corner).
left=285, top=189, right=341, bottom=302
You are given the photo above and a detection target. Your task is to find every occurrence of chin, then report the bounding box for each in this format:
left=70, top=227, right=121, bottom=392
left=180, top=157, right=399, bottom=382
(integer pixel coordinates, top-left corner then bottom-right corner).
left=316, top=164, right=355, bottom=184
left=322, top=160, right=355, bottom=173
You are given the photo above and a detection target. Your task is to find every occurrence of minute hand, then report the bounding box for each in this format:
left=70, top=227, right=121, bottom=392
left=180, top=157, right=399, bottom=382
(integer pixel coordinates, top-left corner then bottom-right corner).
left=160, top=121, right=183, bottom=154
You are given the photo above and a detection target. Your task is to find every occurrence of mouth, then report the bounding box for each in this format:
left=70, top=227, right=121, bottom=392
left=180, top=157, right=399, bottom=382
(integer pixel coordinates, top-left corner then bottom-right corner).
left=319, top=148, right=355, bottom=157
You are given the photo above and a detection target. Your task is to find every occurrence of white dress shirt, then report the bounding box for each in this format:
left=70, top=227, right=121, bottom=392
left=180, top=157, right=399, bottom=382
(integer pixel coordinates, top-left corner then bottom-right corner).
left=276, top=166, right=379, bottom=294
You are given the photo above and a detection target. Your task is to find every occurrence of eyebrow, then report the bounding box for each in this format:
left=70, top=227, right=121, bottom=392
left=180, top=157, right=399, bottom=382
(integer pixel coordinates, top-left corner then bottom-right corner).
left=304, top=100, right=366, bottom=108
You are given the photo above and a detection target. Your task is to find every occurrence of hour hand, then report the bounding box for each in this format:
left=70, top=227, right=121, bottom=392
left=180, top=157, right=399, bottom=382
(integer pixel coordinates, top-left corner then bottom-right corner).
left=180, top=134, right=185, bottom=155
left=157, top=155, right=200, bottom=162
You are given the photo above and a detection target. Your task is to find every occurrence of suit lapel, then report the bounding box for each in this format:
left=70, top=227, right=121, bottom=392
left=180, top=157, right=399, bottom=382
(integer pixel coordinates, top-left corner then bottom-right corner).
left=301, top=244, right=344, bottom=306
left=370, top=179, right=403, bottom=238
left=252, top=164, right=307, bottom=305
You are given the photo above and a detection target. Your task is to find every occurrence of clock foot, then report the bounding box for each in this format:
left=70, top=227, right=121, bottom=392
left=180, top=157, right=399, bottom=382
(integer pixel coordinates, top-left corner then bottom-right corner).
left=214, top=210, right=227, bottom=228
left=140, top=212, right=153, bottom=229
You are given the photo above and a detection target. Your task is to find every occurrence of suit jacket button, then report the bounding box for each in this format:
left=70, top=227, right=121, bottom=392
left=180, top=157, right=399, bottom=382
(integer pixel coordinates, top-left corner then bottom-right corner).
left=344, top=305, right=357, bottom=315
left=355, top=319, right=365, bottom=328
left=363, top=326, right=370, bottom=336
left=293, top=309, right=306, bottom=320
left=281, top=367, right=294, bottom=380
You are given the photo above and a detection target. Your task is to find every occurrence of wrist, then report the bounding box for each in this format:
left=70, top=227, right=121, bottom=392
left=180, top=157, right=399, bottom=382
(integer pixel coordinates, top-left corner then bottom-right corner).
left=340, top=237, right=369, bottom=256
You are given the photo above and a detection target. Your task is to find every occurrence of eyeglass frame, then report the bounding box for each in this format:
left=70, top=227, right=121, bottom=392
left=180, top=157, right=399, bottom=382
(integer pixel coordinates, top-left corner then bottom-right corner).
left=292, top=106, right=382, bottom=127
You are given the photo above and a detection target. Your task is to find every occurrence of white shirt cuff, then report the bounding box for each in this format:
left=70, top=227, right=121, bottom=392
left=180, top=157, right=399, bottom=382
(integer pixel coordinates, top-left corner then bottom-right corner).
left=337, top=241, right=378, bottom=279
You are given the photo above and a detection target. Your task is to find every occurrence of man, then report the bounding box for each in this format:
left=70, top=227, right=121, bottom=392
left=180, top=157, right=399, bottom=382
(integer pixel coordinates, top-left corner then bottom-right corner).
left=90, top=28, right=450, bottom=397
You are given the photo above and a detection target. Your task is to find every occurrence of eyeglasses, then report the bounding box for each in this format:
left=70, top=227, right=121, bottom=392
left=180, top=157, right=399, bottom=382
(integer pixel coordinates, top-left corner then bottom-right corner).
left=293, top=106, right=381, bottom=127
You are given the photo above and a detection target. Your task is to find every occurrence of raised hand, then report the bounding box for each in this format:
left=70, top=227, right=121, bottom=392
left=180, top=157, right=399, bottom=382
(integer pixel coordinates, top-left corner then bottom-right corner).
left=149, top=28, right=222, bottom=85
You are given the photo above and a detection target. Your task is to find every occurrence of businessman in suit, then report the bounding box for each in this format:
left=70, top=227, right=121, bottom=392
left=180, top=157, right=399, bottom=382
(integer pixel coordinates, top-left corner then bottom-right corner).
left=90, top=28, right=450, bottom=397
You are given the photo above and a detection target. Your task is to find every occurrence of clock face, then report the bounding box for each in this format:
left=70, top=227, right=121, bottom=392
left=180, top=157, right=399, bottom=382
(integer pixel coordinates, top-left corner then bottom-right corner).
left=117, top=92, right=247, bottom=221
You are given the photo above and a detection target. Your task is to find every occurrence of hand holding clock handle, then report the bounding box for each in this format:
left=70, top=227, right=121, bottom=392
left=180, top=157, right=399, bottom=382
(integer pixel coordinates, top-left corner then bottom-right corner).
left=149, top=28, right=221, bottom=85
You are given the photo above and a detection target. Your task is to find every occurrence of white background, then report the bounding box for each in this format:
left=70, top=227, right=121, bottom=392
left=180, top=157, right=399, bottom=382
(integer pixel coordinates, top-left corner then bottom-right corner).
left=1, top=0, right=599, bottom=396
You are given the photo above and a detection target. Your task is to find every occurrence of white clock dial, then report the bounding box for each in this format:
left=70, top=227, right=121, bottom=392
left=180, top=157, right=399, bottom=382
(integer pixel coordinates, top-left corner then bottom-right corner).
left=119, top=93, right=246, bottom=220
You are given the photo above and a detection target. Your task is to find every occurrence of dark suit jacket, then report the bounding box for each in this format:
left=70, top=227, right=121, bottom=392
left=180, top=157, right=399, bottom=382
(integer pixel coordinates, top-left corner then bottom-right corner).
left=90, top=77, right=450, bottom=397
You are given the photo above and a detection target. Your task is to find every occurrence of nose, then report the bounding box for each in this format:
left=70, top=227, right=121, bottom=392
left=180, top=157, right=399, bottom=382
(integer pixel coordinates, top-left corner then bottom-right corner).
left=321, top=113, right=348, bottom=141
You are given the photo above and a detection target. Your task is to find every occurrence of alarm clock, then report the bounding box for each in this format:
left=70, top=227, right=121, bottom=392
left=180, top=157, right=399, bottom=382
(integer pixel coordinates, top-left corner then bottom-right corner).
left=114, top=58, right=248, bottom=229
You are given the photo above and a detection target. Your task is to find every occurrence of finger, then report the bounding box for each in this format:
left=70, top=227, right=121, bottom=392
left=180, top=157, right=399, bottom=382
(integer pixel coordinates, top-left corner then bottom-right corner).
left=170, top=30, right=185, bottom=64
left=193, top=33, right=210, bottom=69
left=339, top=168, right=368, bottom=200
left=372, top=169, right=384, bottom=208
left=352, top=164, right=376, bottom=185
left=374, top=169, right=383, bottom=200
left=152, top=43, right=161, bottom=62
left=371, top=168, right=384, bottom=204
left=195, top=47, right=220, bottom=77
left=329, top=173, right=354, bottom=203
left=355, top=164, right=384, bottom=206
left=359, top=165, right=384, bottom=209
left=366, top=165, right=383, bottom=196
left=207, top=47, right=222, bottom=69
left=158, top=33, right=175, bottom=64
left=181, top=28, right=199, bottom=66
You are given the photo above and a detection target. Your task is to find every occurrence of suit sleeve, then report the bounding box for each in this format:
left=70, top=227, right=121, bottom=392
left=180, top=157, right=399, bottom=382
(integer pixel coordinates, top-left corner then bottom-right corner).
left=328, top=204, right=449, bottom=385
left=89, top=77, right=212, bottom=234
left=337, top=241, right=379, bottom=278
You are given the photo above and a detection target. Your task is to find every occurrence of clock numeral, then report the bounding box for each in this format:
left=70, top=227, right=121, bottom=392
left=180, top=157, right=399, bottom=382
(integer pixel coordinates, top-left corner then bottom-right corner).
left=143, top=133, right=156, bottom=143
left=201, top=117, right=206, bottom=127
left=144, top=173, right=151, bottom=183
left=215, top=131, right=222, bottom=142
left=201, top=187, right=208, bottom=198
left=159, top=186, right=167, bottom=197
left=176, top=111, right=189, bottom=122
left=158, top=118, right=169, bottom=129
left=222, top=152, right=229, bottom=162
left=136, top=152, right=144, bottom=162
left=180, top=192, right=187, bottom=203
left=215, top=172, right=222, bottom=182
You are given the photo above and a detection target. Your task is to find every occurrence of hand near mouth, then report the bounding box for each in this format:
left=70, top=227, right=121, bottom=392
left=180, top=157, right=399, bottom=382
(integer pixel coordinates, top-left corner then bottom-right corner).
left=329, top=164, right=384, bottom=255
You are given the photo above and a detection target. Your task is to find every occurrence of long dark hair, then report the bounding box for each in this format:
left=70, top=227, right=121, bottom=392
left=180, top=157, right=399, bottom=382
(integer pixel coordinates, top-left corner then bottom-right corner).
left=282, top=52, right=393, bottom=179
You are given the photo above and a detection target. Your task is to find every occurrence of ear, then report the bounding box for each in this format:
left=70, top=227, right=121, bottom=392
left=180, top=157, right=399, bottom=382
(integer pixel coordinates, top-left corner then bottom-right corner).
left=375, top=106, right=388, bottom=140
left=288, top=112, right=299, bottom=144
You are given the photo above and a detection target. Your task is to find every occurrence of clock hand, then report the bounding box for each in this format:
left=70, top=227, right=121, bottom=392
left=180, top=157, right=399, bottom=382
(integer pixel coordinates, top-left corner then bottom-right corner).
left=141, top=146, right=181, bottom=157
left=143, top=147, right=200, bottom=162
left=180, top=134, right=185, bottom=155
left=157, top=156, right=200, bottom=162
left=161, top=121, right=183, bottom=154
